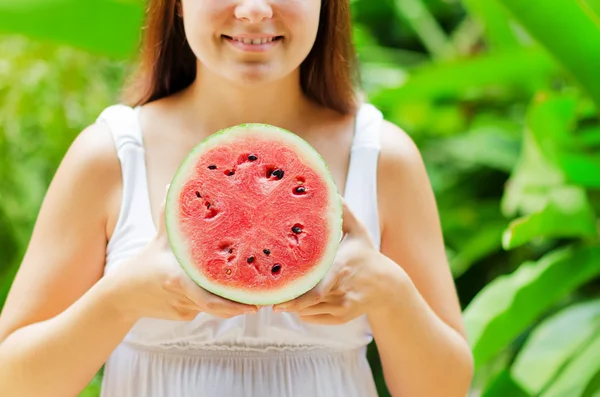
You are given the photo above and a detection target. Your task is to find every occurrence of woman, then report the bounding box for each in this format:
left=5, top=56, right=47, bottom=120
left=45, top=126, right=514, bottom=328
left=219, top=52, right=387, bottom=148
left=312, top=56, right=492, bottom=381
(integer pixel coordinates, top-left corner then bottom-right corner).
left=0, top=1, right=473, bottom=396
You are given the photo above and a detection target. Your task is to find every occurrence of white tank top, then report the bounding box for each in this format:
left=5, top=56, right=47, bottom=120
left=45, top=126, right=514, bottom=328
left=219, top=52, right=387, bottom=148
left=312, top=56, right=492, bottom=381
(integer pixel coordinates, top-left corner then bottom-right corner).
left=96, top=102, right=384, bottom=397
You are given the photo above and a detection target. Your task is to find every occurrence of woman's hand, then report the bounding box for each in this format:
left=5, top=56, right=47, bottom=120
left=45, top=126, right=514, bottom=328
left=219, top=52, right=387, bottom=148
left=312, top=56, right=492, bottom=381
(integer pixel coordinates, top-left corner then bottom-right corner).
left=106, top=185, right=258, bottom=323
left=272, top=197, right=401, bottom=324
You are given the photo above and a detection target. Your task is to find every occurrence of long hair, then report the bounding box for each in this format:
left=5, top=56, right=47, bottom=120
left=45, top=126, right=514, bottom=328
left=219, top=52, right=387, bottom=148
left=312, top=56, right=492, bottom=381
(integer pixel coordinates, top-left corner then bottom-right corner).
left=121, top=0, right=360, bottom=115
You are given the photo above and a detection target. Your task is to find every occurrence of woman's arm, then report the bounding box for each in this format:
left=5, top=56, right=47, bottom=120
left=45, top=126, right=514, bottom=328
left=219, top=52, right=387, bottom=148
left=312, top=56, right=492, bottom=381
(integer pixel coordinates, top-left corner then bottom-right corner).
left=0, top=122, right=134, bottom=397
left=372, top=121, right=473, bottom=396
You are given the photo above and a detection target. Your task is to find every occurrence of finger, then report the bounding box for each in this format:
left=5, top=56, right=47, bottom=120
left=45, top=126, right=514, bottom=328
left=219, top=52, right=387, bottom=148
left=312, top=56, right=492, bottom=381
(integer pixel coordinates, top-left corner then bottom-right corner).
left=178, top=274, right=258, bottom=313
left=156, top=184, right=170, bottom=240
left=204, top=294, right=259, bottom=315
left=172, top=296, right=201, bottom=311
left=296, top=300, right=345, bottom=317
left=340, top=197, right=368, bottom=238
left=273, top=276, right=333, bottom=312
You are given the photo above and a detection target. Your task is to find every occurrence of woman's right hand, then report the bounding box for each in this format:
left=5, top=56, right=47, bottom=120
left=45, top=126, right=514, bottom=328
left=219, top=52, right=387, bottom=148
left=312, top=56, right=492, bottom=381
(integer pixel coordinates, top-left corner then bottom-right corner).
left=106, top=185, right=258, bottom=322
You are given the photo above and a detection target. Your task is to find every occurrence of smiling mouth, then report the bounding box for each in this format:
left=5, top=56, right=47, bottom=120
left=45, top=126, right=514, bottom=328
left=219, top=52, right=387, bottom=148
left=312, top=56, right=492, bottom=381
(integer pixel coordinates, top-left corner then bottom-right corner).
left=222, top=35, right=284, bottom=45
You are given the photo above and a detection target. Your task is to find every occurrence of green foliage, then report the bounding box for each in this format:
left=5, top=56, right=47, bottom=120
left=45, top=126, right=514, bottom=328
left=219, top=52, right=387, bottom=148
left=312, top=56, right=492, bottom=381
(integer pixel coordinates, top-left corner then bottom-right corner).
left=0, top=0, right=144, bottom=58
left=511, top=299, right=600, bottom=395
left=1, top=0, right=599, bottom=396
left=464, top=246, right=600, bottom=368
left=496, top=0, right=600, bottom=110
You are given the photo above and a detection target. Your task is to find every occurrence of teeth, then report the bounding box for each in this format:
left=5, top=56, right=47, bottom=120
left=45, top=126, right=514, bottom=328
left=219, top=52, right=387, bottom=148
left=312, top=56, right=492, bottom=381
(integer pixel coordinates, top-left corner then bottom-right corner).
left=233, top=37, right=275, bottom=45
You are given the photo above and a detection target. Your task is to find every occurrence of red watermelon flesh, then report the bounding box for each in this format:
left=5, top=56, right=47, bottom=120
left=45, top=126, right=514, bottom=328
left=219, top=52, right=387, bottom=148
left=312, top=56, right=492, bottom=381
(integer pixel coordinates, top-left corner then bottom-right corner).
left=165, top=124, right=343, bottom=305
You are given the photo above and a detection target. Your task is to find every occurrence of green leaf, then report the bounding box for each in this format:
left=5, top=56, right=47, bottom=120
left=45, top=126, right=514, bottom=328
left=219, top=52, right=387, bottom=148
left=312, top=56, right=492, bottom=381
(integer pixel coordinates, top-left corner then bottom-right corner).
left=511, top=299, right=600, bottom=396
left=450, top=221, right=506, bottom=277
left=482, top=370, right=531, bottom=397
left=502, top=186, right=597, bottom=250
left=438, top=198, right=508, bottom=276
left=0, top=0, right=145, bottom=58
left=391, top=0, right=456, bottom=60
left=541, top=332, right=600, bottom=397
left=502, top=93, right=576, bottom=218
left=435, top=124, right=521, bottom=173
left=577, top=126, right=600, bottom=149
left=497, top=0, right=600, bottom=110
left=373, top=46, right=558, bottom=108
left=463, top=245, right=600, bottom=369
left=502, top=91, right=600, bottom=225
left=460, top=0, right=523, bottom=50
left=559, top=152, right=600, bottom=188
left=585, top=0, right=600, bottom=17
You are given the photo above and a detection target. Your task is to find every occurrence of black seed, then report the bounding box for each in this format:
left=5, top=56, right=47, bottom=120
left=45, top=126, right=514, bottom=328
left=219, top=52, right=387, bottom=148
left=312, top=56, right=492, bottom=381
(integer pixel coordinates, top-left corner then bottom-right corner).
left=195, top=191, right=202, bottom=198
left=206, top=203, right=211, bottom=209
left=248, top=154, right=258, bottom=161
left=247, top=256, right=255, bottom=264
left=294, top=186, right=306, bottom=194
left=227, top=170, right=235, bottom=176
left=263, top=249, right=270, bottom=255
left=228, top=248, right=233, bottom=254
left=208, top=165, right=217, bottom=170
left=272, top=169, right=284, bottom=179
left=292, top=225, right=302, bottom=234
left=272, top=264, right=282, bottom=274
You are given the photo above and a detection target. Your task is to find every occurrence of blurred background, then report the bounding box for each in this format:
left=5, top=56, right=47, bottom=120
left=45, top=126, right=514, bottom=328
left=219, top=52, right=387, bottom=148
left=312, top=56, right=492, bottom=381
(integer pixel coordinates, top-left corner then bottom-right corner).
left=1, top=0, right=600, bottom=396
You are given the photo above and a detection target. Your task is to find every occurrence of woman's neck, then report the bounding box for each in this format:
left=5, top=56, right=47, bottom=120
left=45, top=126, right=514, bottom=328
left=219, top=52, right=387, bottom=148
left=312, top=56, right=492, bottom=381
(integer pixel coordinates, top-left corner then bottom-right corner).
left=178, top=65, right=322, bottom=135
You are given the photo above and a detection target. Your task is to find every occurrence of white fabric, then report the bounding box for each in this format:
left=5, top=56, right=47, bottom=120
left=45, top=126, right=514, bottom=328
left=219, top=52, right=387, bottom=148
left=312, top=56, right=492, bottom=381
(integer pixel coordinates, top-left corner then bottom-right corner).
left=95, top=102, right=384, bottom=397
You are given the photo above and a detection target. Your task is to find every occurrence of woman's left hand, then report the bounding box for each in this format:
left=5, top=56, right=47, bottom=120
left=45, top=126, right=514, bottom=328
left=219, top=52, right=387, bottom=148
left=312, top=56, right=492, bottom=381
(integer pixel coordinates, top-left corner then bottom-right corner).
left=272, top=197, right=402, bottom=325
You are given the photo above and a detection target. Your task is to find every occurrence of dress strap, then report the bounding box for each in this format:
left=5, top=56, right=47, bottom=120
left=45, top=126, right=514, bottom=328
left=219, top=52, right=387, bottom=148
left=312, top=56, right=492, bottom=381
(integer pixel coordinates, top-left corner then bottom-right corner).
left=97, top=104, right=144, bottom=154
left=351, top=103, right=383, bottom=151
left=97, top=104, right=155, bottom=246
left=344, top=103, right=384, bottom=250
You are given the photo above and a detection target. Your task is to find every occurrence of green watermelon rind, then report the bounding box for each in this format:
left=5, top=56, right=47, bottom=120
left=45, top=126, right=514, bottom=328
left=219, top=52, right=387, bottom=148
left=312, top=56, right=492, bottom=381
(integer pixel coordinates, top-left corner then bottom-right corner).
left=165, top=123, right=343, bottom=306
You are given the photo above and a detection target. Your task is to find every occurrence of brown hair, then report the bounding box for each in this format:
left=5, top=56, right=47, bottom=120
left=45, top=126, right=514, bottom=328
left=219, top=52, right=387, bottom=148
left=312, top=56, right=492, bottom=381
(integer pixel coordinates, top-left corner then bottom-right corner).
left=121, top=0, right=360, bottom=115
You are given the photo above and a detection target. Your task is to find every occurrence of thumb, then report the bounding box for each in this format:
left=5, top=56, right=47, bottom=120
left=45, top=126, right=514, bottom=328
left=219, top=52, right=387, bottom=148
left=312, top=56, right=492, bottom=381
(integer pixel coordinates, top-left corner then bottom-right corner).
left=340, top=196, right=367, bottom=238
left=156, top=183, right=170, bottom=241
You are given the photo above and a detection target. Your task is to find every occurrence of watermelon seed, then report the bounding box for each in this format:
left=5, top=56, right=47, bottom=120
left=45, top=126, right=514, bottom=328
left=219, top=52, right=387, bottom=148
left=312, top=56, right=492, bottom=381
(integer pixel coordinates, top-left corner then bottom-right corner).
left=229, top=248, right=234, bottom=254
left=293, top=186, right=306, bottom=195
left=272, top=264, right=282, bottom=274
left=206, top=202, right=211, bottom=209
left=195, top=191, right=201, bottom=198
left=226, top=269, right=231, bottom=275
left=225, top=170, right=235, bottom=176
left=272, top=169, right=284, bottom=179
left=292, top=225, right=303, bottom=234
left=247, top=256, right=255, bottom=264
left=208, top=165, right=217, bottom=170
left=248, top=154, right=258, bottom=161
left=263, top=249, right=270, bottom=255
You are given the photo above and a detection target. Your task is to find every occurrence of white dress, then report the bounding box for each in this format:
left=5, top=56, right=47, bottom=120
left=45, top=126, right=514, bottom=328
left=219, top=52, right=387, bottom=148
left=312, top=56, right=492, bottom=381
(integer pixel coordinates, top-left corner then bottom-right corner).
left=96, top=102, right=385, bottom=397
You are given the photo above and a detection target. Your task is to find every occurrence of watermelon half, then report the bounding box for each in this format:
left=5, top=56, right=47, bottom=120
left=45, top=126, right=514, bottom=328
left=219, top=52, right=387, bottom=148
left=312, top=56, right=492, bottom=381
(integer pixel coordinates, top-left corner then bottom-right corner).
left=165, top=124, right=343, bottom=306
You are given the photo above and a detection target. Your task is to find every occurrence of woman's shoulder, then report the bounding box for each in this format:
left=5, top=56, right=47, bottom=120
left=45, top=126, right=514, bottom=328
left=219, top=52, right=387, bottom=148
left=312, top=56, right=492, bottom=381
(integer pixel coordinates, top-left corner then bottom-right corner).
left=378, top=118, right=422, bottom=167
left=65, top=117, right=121, bottom=179
left=376, top=116, right=433, bottom=217
left=58, top=115, right=124, bottom=236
